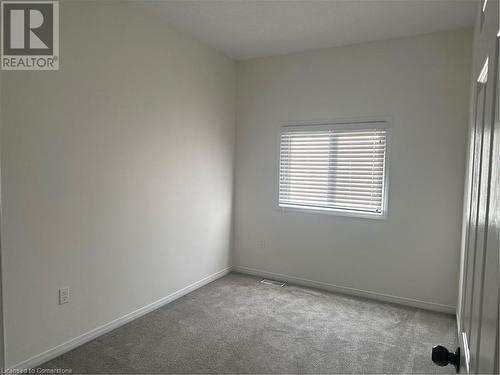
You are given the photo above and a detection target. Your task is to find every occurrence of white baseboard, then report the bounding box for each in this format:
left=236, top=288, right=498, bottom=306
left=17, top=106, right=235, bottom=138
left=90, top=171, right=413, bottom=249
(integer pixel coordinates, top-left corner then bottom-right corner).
left=9, top=266, right=232, bottom=370
left=233, top=265, right=456, bottom=314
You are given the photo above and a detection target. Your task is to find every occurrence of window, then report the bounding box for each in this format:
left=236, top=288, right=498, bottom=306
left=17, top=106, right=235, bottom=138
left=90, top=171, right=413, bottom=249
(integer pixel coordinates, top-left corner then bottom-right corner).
left=278, top=122, right=388, bottom=218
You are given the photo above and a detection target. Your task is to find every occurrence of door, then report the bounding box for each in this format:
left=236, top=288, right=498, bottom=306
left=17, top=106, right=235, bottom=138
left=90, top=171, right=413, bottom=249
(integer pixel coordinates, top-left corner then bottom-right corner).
left=457, top=0, right=499, bottom=373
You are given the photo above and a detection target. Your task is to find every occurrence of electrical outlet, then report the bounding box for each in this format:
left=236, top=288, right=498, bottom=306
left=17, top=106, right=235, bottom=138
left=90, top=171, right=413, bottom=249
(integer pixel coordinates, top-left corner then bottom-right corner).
left=259, top=240, right=266, bottom=249
left=59, top=287, right=70, bottom=305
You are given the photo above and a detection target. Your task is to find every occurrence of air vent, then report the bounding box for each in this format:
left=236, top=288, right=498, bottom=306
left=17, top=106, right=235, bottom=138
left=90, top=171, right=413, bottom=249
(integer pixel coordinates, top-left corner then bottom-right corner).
left=260, top=279, right=286, bottom=287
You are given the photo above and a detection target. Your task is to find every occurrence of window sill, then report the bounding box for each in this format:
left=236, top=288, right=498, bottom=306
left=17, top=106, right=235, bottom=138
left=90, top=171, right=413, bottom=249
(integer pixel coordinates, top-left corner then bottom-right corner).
left=277, top=204, right=388, bottom=220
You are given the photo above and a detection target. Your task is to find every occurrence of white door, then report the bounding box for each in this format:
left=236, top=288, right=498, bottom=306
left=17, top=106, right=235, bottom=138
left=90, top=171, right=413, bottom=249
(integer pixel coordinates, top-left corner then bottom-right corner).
left=456, top=0, right=499, bottom=373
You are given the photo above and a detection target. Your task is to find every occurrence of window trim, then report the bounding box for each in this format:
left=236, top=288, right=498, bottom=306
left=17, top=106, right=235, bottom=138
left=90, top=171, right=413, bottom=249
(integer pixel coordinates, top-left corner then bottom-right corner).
left=275, top=119, right=391, bottom=220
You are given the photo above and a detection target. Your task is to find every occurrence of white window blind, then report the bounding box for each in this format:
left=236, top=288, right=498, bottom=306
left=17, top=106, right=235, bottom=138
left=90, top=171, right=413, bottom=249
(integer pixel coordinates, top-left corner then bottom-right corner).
left=279, top=123, right=388, bottom=216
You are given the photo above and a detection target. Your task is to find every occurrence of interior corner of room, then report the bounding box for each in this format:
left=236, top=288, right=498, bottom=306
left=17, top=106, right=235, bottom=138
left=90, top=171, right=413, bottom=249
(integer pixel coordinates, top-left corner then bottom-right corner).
left=0, top=0, right=498, bottom=374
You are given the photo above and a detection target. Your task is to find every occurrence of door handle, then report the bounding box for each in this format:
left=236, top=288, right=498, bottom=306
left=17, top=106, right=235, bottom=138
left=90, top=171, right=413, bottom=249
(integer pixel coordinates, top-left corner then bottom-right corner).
left=432, top=345, right=460, bottom=373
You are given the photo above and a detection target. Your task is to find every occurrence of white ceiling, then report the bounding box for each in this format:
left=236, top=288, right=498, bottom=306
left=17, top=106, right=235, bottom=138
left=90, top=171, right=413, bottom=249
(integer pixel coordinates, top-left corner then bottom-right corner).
left=143, top=0, right=477, bottom=60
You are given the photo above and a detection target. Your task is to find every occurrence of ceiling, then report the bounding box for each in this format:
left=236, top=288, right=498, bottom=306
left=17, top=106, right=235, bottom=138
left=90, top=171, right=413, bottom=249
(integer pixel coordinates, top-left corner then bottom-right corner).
left=143, top=0, right=477, bottom=61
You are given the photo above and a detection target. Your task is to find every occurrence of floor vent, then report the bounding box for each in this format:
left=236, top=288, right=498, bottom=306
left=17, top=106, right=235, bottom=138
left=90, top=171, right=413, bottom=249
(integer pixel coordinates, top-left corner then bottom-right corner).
left=260, top=279, right=286, bottom=287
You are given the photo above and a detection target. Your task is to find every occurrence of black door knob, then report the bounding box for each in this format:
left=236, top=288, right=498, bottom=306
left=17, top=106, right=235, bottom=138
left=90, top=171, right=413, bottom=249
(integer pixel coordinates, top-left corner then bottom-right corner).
left=432, top=345, right=460, bottom=373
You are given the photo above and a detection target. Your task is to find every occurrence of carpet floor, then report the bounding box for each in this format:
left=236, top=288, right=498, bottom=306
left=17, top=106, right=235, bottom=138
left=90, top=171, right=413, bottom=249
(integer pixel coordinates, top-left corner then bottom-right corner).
left=39, top=272, right=457, bottom=374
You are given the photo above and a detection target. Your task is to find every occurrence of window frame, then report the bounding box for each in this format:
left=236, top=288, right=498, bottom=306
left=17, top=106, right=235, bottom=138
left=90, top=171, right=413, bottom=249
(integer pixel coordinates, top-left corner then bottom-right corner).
left=275, top=119, right=390, bottom=220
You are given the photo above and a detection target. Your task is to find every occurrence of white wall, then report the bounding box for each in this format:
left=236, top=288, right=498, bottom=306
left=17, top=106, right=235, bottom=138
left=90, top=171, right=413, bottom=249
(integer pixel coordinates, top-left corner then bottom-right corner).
left=0, top=1, right=235, bottom=367
left=234, top=29, right=472, bottom=309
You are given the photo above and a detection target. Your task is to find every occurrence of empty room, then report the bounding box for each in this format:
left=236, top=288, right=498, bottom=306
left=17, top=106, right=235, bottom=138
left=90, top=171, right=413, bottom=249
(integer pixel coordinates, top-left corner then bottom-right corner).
left=0, top=0, right=498, bottom=374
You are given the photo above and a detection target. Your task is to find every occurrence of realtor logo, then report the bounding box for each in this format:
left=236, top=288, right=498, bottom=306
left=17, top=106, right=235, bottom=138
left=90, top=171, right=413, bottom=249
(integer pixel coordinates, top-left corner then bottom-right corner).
left=1, top=0, right=59, bottom=70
